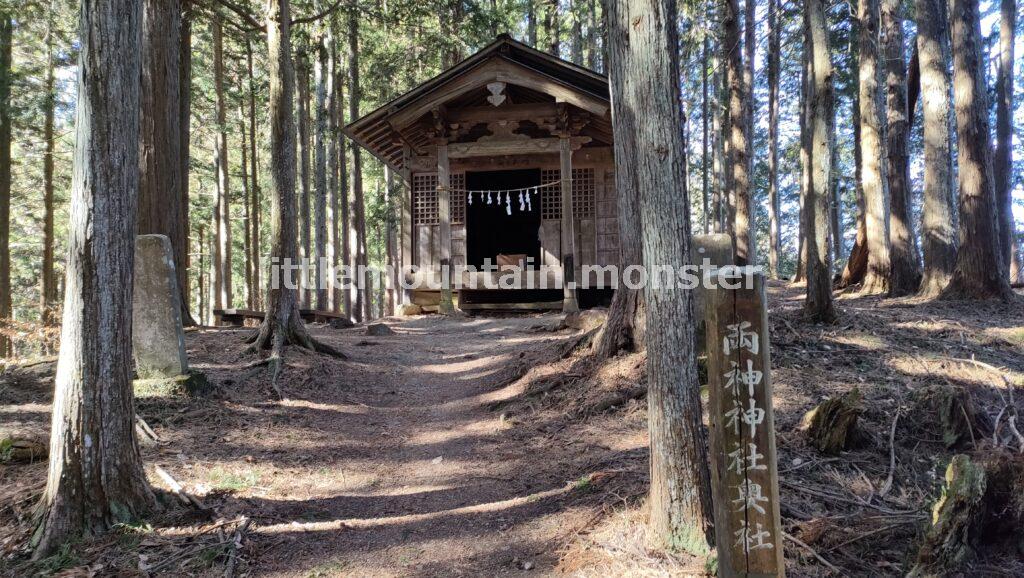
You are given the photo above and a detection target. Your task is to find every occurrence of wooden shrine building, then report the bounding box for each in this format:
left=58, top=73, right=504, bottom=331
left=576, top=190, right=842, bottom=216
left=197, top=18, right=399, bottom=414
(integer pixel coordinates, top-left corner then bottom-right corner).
left=344, top=35, right=618, bottom=312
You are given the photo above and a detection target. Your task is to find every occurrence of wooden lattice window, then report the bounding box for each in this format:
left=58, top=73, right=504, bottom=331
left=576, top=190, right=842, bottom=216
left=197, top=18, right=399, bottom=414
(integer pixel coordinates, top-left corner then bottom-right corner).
left=572, top=168, right=596, bottom=219
left=413, top=173, right=438, bottom=225
left=540, top=169, right=561, bottom=220
left=539, top=168, right=596, bottom=220
left=451, top=173, right=466, bottom=225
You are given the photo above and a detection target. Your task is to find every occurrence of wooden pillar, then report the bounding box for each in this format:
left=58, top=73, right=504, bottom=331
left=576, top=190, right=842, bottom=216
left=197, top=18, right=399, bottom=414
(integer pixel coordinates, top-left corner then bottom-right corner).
left=399, top=145, right=413, bottom=306
left=559, top=136, right=579, bottom=313
left=437, top=142, right=455, bottom=314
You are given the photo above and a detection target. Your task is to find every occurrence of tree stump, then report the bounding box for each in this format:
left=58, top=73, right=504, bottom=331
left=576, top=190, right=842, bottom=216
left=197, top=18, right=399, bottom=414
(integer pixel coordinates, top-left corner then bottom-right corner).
left=911, top=384, right=990, bottom=448
left=802, top=388, right=864, bottom=454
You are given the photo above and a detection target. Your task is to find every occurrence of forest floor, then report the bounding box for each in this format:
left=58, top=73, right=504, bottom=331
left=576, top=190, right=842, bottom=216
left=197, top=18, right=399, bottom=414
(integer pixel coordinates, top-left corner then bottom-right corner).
left=2, top=281, right=1024, bottom=577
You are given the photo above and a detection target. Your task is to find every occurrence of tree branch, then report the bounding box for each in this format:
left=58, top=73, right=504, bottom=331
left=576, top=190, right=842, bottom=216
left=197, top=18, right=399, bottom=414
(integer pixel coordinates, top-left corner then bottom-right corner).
left=210, top=0, right=262, bottom=31
left=291, top=0, right=347, bottom=26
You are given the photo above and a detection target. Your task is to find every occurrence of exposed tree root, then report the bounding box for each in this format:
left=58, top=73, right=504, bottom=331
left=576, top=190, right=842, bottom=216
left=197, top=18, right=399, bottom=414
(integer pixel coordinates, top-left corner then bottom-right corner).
left=245, top=308, right=346, bottom=400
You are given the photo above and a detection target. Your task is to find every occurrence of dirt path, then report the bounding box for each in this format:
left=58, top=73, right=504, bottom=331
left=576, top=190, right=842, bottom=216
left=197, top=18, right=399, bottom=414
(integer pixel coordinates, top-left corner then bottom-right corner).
left=175, top=314, right=609, bottom=577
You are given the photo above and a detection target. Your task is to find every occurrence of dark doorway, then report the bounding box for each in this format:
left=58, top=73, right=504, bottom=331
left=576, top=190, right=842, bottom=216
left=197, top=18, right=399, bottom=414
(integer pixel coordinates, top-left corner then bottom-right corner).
left=465, top=169, right=541, bottom=269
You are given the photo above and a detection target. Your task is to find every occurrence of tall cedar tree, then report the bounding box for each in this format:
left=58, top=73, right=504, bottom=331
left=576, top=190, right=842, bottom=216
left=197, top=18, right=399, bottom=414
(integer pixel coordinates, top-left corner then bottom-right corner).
left=723, top=0, right=754, bottom=265
left=858, top=0, right=892, bottom=294
left=140, top=0, right=193, bottom=325
left=249, top=0, right=344, bottom=379
left=297, top=48, right=312, bottom=307
left=942, top=0, right=1014, bottom=299
left=34, top=1, right=156, bottom=557
left=349, top=9, right=369, bottom=322
left=767, top=0, right=781, bottom=278
left=607, top=0, right=714, bottom=553
left=994, top=0, right=1018, bottom=281
left=881, top=0, right=922, bottom=295
left=916, top=0, right=957, bottom=296
left=212, top=13, right=232, bottom=311
left=0, top=15, right=9, bottom=359
left=804, top=0, right=837, bottom=321
left=41, top=2, right=58, bottom=326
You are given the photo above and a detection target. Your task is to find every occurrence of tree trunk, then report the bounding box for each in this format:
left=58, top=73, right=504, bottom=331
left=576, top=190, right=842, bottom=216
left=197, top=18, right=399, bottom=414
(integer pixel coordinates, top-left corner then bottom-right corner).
left=723, top=0, right=754, bottom=265
left=545, top=0, right=559, bottom=56
left=858, top=0, right=892, bottom=294
left=348, top=11, right=369, bottom=322
left=246, top=38, right=261, bottom=309
left=297, top=49, right=312, bottom=308
left=180, top=5, right=193, bottom=318
left=838, top=17, right=867, bottom=290
left=701, top=32, right=710, bottom=235
left=211, top=14, right=232, bottom=311
left=570, top=0, right=583, bottom=64
left=141, top=0, right=192, bottom=323
left=0, top=15, right=9, bottom=359
left=314, top=28, right=331, bottom=311
left=994, top=0, right=1017, bottom=279
left=941, top=0, right=1014, bottom=299
left=916, top=0, right=958, bottom=296
left=767, top=0, right=781, bottom=278
left=794, top=45, right=810, bottom=286
left=329, top=38, right=340, bottom=313
left=239, top=105, right=253, bottom=309
left=881, top=0, right=922, bottom=296
left=337, top=51, right=351, bottom=317
left=607, top=0, right=714, bottom=554
left=41, top=2, right=58, bottom=327
left=527, top=0, right=537, bottom=47
left=34, top=2, right=155, bottom=557
left=804, top=0, right=838, bottom=322
left=250, top=0, right=343, bottom=360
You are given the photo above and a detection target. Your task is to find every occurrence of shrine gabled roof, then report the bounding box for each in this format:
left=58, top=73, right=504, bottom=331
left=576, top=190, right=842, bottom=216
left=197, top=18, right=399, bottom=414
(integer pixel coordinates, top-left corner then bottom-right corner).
left=343, top=34, right=611, bottom=172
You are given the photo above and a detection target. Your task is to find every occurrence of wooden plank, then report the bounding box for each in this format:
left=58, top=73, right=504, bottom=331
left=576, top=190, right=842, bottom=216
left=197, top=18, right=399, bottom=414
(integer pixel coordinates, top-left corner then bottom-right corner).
left=459, top=301, right=563, bottom=311
left=579, top=218, right=596, bottom=266
left=447, top=136, right=591, bottom=159
left=448, top=102, right=560, bottom=124
left=416, top=225, right=433, bottom=267
left=540, top=220, right=561, bottom=268
left=704, top=270, right=785, bottom=578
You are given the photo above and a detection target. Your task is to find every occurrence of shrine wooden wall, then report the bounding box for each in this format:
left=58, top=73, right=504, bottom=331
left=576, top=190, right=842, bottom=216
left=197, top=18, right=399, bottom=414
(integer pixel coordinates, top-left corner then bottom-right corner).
left=403, top=147, right=618, bottom=273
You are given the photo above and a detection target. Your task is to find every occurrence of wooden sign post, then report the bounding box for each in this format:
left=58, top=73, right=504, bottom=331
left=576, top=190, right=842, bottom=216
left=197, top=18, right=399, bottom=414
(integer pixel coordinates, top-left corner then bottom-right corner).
left=704, top=269, right=785, bottom=577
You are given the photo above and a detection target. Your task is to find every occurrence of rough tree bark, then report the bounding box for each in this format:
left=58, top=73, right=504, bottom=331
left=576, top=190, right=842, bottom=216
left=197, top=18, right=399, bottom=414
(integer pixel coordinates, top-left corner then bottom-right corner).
left=701, top=32, right=710, bottom=235
left=767, top=0, right=781, bottom=278
left=314, top=26, right=331, bottom=311
left=941, top=0, right=1014, bottom=299
left=881, top=0, right=922, bottom=296
left=211, top=13, right=232, bottom=311
left=247, top=38, right=261, bottom=308
left=141, top=0, right=194, bottom=325
left=180, top=4, right=193, bottom=316
left=916, top=0, right=958, bottom=296
left=348, top=10, right=369, bottom=322
left=33, top=1, right=155, bottom=557
left=858, top=0, right=892, bottom=294
left=297, top=48, right=312, bottom=308
left=994, top=0, right=1018, bottom=281
left=804, top=0, right=838, bottom=322
left=0, top=15, right=9, bottom=359
left=239, top=104, right=253, bottom=308
left=607, top=0, right=714, bottom=554
left=723, top=0, right=754, bottom=265
left=544, top=0, right=559, bottom=56
left=41, top=2, right=58, bottom=326
left=337, top=51, right=351, bottom=317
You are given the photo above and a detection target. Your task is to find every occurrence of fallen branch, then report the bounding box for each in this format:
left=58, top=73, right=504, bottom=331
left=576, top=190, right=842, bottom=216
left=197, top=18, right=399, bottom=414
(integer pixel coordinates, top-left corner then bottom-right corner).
left=878, top=408, right=900, bottom=497
left=155, top=465, right=209, bottom=511
left=135, top=414, right=161, bottom=444
left=223, top=517, right=252, bottom=578
left=783, top=531, right=845, bottom=576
